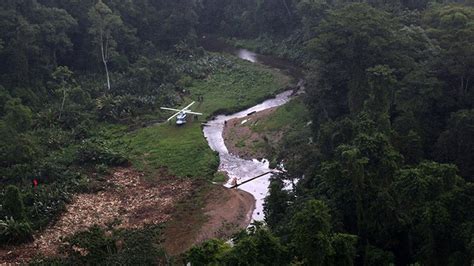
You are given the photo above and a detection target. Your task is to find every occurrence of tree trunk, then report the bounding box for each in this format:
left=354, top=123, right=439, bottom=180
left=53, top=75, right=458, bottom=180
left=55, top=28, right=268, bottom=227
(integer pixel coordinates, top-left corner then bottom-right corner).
left=59, top=88, right=66, bottom=120
left=53, top=49, right=57, bottom=68
left=100, top=32, right=111, bottom=91
left=281, top=0, right=292, bottom=19
left=103, top=57, right=111, bottom=91
left=465, top=77, right=470, bottom=96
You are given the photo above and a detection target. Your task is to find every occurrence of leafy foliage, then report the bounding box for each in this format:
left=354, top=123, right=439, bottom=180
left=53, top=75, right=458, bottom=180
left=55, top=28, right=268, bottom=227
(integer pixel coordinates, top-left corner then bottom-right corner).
left=32, top=224, right=166, bottom=265
left=289, top=200, right=357, bottom=265
left=186, top=223, right=289, bottom=265
left=186, top=238, right=231, bottom=265
left=0, top=216, right=33, bottom=245
left=3, top=185, right=27, bottom=221
left=435, top=109, right=474, bottom=180
left=241, top=1, right=474, bottom=265
left=0, top=185, right=33, bottom=245
left=0, top=0, right=472, bottom=264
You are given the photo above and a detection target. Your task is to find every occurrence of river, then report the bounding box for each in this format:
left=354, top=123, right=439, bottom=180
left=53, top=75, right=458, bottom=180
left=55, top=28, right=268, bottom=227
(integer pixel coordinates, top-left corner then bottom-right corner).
left=201, top=36, right=301, bottom=222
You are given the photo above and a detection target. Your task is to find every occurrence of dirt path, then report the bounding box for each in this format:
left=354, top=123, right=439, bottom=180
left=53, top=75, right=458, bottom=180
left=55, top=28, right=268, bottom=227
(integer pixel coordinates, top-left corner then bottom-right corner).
left=163, top=185, right=255, bottom=256
left=0, top=168, right=192, bottom=264
left=195, top=187, right=254, bottom=243
left=1, top=169, right=257, bottom=263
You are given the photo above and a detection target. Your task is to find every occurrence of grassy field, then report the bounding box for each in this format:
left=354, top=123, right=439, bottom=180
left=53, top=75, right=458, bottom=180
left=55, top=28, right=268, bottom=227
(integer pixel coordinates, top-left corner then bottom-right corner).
left=187, top=55, right=291, bottom=117
left=251, top=97, right=308, bottom=133
left=223, top=96, right=311, bottom=165
left=256, top=97, right=313, bottom=167
left=124, top=123, right=219, bottom=178
left=123, top=55, right=291, bottom=179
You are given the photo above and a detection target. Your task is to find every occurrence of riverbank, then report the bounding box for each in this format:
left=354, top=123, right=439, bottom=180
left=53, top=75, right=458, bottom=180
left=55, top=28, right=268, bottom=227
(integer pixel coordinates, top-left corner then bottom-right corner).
left=123, top=54, right=291, bottom=179
left=222, top=97, right=310, bottom=164
left=163, top=186, right=254, bottom=256
left=122, top=51, right=292, bottom=255
left=0, top=46, right=295, bottom=264
left=223, top=107, right=280, bottom=160
left=203, top=90, right=294, bottom=222
left=199, top=38, right=305, bottom=224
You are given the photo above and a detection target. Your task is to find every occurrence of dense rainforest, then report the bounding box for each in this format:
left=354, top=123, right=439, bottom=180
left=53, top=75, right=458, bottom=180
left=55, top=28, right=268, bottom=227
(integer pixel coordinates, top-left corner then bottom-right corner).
left=0, top=0, right=473, bottom=265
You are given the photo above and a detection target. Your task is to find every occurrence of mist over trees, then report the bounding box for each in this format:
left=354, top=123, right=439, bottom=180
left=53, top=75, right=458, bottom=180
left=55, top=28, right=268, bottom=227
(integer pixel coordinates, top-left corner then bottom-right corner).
left=194, top=0, right=474, bottom=265
left=0, top=0, right=472, bottom=265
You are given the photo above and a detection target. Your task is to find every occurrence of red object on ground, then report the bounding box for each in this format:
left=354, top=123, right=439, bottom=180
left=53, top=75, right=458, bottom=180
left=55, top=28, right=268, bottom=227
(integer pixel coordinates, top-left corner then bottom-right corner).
left=33, top=179, right=38, bottom=187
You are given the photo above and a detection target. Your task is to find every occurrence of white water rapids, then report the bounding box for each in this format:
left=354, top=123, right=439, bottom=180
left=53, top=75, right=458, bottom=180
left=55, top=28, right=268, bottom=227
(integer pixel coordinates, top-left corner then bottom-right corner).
left=203, top=90, right=293, bottom=221
left=199, top=37, right=303, bottom=222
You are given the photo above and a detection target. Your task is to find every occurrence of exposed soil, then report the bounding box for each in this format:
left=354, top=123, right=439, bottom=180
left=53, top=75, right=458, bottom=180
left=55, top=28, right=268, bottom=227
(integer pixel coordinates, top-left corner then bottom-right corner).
left=1, top=168, right=256, bottom=263
left=0, top=168, right=192, bottom=264
left=223, top=107, right=283, bottom=160
left=163, top=185, right=255, bottom=256
left=196, top=187, right=254, bottom=241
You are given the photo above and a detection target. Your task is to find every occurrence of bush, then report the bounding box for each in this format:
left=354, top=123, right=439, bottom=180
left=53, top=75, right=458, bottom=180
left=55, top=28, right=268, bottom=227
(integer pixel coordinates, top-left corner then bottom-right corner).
left=107, top=225, right=165, bottom=265
left=58, top=225, right=165, bottom=264
left=212, top=172, right=228, bottom=183
left=177, top=75, right=193, bottom=88
left=95, top=94, right=157, bottom=122
left=4, top=98, right=32, bottom=132
left=3, top=185, right=26, bottom=221
left=0, top=217, right=33, bottom=245
left=27, top=184, right=71, bottom=230
left=75, top=138, right=128, bottom=166
left=61, top=225, right=116, bottom=265
left=186, top=239, right=231, bottom=265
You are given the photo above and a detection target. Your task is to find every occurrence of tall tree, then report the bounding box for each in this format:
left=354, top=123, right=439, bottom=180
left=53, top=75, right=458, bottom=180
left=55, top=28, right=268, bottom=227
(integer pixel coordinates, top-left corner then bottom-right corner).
left=424, top=5, right=474, bottom=109
left=289, top=200, right=357, bottom=265
left=295, top=0, right=331, bottom=39
left=88, top=0, right=123, bottom=91
left=264, top=177, right=290, bottom=230
left=32, top=5, right=77, bottom=67
left=51, top=66, right=77, bottom=120
left=3, top=98, right=32, bottom=133
left=435, top=109, right=474, bottom=180
left=306, top=3, right=399, bottom=131
left=390, top=162, right=473, bottom=264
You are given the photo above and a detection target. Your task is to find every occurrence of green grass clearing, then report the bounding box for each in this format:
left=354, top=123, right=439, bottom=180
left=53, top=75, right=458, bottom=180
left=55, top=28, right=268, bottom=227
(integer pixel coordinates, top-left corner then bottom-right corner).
left=224, top=96, right=311, bottom=163
left=124, top=123, right=218, bottom=178
left=187, top=56, right=291, bottom=117
left=251, top=97, right=309, bottom=133
left=253, top=97, right=312, bottom=165
left=124, top=56, right=291, bottom=179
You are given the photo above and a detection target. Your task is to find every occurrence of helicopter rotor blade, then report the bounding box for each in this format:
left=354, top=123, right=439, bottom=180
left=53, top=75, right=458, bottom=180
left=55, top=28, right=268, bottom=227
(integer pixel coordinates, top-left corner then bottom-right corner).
left=160, top=107, right=181, bottom=112
left=166, top=111, right=181, bottom=121
left=183, top=111, right=203, bottom=115
left=161, top=101, right=199, bottom=122
left=181, top=101, right=195, bottom=112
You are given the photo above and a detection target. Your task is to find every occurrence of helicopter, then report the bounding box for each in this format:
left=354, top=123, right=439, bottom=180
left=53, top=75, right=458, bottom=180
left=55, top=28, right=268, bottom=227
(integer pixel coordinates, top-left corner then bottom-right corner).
left=160, top=101, right=203, bottom=125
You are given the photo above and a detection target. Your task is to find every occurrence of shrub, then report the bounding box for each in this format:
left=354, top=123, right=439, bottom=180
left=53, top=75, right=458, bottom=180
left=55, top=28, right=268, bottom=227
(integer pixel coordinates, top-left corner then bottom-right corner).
left=212, top=172, right=228, bottom=183
left=61, top=225, right=116, bottom=265
left=3, top=185, right=26, bottom=221
left=177, top=75, right=193, bottom=88
left=186, top=239, right=231, bottom=265
left=4, top=98, right=32, bottom=132
left=0, top=217, right=33, bottom=245
left=107, top=225, right=165, bottom=265
left=58, top=225, right=165, bottom=264
left=75, top=139, right=128, bottom=166
left=27, top=184, right=71, bottom=230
